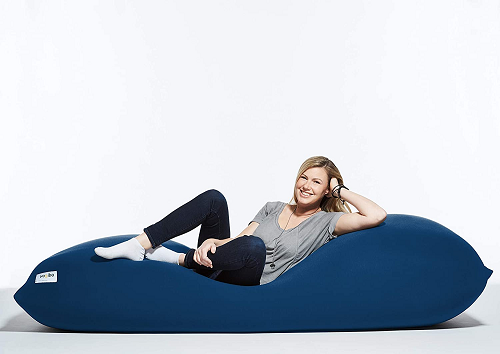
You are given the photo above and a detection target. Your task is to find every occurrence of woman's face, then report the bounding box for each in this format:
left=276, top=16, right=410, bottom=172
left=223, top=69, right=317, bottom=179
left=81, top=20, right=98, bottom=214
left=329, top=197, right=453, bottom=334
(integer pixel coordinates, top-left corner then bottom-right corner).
left=295, top=167, right=330, bottom=207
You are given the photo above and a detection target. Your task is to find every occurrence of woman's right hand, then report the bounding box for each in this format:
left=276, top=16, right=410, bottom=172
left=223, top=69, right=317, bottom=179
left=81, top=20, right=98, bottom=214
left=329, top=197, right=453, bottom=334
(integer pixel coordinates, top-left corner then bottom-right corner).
left=193, top=239, right=217, bottom=268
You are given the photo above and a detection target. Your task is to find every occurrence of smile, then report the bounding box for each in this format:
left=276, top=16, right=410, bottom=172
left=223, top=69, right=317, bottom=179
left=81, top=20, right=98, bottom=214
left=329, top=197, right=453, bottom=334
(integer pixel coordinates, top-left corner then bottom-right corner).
left=300, top=190, right=313, bottom=198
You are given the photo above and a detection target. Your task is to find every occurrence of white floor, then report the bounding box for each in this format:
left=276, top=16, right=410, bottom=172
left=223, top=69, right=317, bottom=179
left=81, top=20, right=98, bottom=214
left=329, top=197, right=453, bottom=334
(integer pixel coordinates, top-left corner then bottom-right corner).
left=1, top=283, right=499, bottom=354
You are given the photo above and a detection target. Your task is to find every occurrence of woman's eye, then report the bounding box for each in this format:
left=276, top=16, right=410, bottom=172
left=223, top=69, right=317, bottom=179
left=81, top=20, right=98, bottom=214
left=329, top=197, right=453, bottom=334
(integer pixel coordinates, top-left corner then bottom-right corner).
left=301, top=176, right=320, bottom=184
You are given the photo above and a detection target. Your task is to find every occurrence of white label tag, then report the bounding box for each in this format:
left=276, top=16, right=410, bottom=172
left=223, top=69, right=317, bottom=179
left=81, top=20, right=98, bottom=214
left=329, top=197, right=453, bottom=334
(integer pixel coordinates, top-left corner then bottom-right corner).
left=35, top=271, right=58, bottom=283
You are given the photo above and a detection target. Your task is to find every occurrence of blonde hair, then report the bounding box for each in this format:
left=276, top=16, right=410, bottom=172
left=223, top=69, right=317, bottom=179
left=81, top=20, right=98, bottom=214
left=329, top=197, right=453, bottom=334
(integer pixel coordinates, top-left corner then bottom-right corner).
left=289, top=156, right=352, bottom=213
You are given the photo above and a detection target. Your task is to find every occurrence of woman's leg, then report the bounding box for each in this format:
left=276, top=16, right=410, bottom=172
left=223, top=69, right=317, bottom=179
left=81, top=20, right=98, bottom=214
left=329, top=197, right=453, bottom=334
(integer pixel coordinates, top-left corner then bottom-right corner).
left=96, top=189, right=265, bottom=285
left=143, top=189, right=231, bottom=276
left=95, top=189, right=230, bottom=262
left=183, top=235, right=266, bottom=286
left=142, top=189, right=231, bottom=249
left=144, top=189, right=266, bottom=285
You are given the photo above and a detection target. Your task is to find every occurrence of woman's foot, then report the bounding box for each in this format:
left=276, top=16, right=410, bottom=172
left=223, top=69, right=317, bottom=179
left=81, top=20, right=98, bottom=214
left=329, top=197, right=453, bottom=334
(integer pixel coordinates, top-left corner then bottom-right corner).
left=94, top=238, right=145, bottom=261
left=145, top=245, right=182, bottom=265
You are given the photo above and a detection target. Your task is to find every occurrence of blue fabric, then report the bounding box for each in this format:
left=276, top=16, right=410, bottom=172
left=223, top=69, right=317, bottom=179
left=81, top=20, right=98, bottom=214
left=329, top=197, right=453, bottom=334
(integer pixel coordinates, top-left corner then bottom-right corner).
left=14, top=214, right=493, bottom=333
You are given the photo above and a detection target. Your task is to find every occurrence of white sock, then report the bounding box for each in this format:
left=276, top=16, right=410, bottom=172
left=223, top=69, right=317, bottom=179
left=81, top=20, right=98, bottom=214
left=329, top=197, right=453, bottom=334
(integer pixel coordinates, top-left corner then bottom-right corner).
left=145, top=245, right=181, bottom=265
left=94, top=238, right=145, bottom=261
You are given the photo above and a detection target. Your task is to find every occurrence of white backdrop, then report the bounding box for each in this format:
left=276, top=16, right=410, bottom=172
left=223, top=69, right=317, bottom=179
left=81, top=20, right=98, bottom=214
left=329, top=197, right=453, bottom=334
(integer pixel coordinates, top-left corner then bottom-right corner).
left=1, top=0, right=498, bottom=288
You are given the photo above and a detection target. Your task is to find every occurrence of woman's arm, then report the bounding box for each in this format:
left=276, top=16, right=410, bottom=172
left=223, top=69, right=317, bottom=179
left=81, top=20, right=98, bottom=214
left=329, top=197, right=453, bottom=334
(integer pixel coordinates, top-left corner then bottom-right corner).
left=206, top=221, right=260, bottom=247
left=331, top=180, right=387, bottom=236
left=194, top=222, right=261, bottom=267
left=337, top=188, right=387, bottom=221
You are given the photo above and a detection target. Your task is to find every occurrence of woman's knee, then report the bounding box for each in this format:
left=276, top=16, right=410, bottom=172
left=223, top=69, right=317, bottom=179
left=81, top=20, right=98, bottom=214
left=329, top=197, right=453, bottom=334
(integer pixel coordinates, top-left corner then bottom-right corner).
left=203, top=189, right=226, bottom=203
left=202, top=189, right=228, bottom=212
left=242, top=235, right=266, bottom=262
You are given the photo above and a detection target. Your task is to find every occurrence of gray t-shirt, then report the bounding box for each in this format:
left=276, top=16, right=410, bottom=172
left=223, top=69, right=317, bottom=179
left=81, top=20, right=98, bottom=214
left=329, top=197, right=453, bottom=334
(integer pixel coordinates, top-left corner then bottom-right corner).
left=249, top=201, right=346, bottom=285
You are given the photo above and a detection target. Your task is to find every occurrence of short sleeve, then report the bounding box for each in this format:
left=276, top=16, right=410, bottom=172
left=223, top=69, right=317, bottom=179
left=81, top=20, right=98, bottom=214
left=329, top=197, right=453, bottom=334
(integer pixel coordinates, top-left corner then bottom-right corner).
left=327, top=212, right=347, bottom=240
left=248, top=202, right=269, bottom=226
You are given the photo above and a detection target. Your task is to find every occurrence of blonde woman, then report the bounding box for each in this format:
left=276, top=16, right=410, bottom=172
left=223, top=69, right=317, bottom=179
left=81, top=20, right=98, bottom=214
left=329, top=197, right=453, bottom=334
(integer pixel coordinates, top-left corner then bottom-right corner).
left=95, top=156, right=387, bottom=286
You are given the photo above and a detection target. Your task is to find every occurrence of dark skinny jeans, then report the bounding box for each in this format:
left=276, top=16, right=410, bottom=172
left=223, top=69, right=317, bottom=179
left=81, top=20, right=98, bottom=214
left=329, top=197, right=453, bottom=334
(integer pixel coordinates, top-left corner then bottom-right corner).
left=143, top=189, right=265, bottom=286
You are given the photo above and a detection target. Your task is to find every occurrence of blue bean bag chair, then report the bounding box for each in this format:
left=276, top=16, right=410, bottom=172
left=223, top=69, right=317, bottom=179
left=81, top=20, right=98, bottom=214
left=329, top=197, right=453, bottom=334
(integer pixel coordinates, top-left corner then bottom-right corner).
left=14, top=214, right=493, bottom=333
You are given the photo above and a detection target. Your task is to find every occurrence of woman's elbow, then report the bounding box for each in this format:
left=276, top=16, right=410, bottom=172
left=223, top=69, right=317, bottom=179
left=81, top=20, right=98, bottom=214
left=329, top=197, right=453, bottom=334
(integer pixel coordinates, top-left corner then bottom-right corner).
left=371, top=209, right=387, bottom=225
left=376, top=210, right=387, bottom=223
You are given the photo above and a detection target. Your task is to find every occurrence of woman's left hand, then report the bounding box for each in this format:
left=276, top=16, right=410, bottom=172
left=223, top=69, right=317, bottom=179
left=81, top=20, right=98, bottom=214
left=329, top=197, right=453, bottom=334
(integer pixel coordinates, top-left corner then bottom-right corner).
left=329, top=177, right=340, bottom=197
left=193, top=239, right=216, bottom=268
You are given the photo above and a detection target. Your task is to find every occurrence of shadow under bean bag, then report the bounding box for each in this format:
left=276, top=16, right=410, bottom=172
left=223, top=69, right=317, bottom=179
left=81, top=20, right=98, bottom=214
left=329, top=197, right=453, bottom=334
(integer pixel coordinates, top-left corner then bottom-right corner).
left=14, top=214, right=493, bottom=333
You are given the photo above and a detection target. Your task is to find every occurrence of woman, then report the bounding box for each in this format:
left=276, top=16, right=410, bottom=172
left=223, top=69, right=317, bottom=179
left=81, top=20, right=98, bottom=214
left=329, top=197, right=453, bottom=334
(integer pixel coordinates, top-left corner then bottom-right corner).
left=95, top=156, right=387, bottom=286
